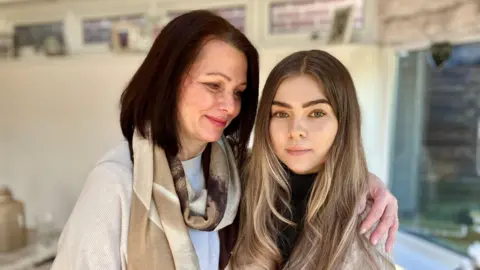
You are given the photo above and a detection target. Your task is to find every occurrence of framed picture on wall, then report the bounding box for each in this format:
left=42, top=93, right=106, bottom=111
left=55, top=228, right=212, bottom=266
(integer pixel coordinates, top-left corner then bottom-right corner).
left=268, top=0, right=364, bottom=35
left=82, top=14, right=146, bottom=45
left=326, top=5, right=355, bottom=44
left=167, top=5, right=246, bottom=33
left=110, top=20, right=146, bottom=52
left=14, top=22, right=66, bottom=57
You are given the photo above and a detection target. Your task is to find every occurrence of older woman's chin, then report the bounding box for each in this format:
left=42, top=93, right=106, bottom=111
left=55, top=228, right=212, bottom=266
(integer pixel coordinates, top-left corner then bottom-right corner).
left=197, top=129, right=225, bottom=143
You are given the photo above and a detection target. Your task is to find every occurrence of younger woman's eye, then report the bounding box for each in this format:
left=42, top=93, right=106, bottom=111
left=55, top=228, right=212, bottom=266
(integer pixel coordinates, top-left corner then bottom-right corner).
left=272, top=111, right=289, bottom=118
left=309, top=110, right=326, bottom=118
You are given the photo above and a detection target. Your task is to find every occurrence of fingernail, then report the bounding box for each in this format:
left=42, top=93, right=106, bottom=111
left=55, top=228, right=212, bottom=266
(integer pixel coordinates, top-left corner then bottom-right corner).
left=360, top=227, right=367, bottom=234
left=372, top=238, right=378, bottom=245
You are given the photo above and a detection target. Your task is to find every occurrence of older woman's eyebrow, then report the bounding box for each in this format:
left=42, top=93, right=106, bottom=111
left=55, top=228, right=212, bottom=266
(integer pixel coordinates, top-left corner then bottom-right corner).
left=205, top=72, right=247, bottom=85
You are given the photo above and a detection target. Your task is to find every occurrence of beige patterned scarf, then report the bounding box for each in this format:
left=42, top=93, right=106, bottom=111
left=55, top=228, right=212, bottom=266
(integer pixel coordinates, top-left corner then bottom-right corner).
left=126, top=131, right=241, bottom=270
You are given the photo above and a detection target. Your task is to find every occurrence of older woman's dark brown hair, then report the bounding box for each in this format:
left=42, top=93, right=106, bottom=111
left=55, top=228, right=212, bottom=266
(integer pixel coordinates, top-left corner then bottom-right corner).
left=120, top=10, right=259, bottom=165
left=52, top=10, right=258, bottom=270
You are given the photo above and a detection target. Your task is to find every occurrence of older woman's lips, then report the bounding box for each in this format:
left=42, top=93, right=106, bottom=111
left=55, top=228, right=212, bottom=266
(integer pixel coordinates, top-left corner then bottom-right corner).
left=206, top=116, right=227, bottom=127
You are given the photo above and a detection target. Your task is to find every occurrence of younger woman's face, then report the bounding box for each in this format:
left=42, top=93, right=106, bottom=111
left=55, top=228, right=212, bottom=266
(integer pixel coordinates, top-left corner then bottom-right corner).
left=269, top=75, right=338, bottom=174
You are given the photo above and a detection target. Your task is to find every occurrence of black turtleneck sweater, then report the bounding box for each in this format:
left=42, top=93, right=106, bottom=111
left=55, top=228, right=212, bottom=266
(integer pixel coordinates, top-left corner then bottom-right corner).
left=277, top=168, right=317, bottom=263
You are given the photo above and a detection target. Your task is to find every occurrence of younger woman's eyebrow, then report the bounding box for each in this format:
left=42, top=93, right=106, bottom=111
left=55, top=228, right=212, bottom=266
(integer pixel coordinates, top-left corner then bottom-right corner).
left=272, top=98, right=329, bottom=108
left=302, top=98, right=329, bottom=108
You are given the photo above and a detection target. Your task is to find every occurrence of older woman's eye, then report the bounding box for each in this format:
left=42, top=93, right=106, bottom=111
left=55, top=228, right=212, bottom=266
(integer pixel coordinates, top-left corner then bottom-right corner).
left=272, top=111, right=289, bottom=118
left=205, top=83, right=221, bottom=90
left=234, top=90, right=243, bottom=99
left=309, top=110, right=325, bottom=118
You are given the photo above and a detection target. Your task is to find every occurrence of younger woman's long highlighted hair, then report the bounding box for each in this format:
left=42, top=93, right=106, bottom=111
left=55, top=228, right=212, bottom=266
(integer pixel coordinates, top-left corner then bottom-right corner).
left=232, top=50, right=378, bottom=269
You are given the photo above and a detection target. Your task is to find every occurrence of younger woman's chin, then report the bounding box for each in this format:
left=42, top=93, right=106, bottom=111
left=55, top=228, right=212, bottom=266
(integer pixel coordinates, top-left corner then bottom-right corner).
left=285, top=163, right=321, bottom=175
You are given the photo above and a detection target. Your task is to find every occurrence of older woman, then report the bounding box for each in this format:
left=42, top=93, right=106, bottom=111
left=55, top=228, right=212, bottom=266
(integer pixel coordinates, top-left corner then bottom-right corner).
left=52, top=10, right=398, bottom=270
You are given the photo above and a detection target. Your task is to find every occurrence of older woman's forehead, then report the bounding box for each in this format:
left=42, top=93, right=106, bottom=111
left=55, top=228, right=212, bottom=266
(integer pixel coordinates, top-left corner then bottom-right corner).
left=188, top=39, right=247, bottom=82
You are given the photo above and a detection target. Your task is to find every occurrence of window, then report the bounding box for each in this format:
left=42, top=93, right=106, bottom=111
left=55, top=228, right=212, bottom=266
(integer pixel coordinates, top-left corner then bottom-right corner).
left=269, top=0, right=364, bottom=34
left=390, top=43, right=480, bottom=256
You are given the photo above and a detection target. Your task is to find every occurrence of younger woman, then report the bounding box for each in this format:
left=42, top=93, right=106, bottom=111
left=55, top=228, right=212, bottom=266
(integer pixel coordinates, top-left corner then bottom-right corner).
left=233, top=50, right=396, bottom=269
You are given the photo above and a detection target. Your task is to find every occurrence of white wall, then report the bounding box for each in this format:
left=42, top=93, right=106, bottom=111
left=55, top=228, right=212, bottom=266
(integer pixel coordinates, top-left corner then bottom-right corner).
left=0, top=45, right=397, bottom=229
left=0, top=54, right=144, bottom=228
left=379, top=0, right=480, bottom=49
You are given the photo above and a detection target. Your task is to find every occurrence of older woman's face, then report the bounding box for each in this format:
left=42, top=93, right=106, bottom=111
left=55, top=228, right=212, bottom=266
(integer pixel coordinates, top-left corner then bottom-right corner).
left=177, top=39, right=247, bottom=147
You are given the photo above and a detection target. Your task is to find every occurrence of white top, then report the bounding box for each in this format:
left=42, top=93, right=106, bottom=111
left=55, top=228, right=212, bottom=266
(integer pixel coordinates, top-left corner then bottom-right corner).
left=51, top=141, right=220, bottom=270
